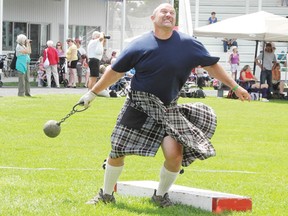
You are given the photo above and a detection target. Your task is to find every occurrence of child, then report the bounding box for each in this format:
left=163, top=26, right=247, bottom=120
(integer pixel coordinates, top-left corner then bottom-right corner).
left=81, top=54, right=90, bottom=88
left=37, top=56, right=46, bottom=87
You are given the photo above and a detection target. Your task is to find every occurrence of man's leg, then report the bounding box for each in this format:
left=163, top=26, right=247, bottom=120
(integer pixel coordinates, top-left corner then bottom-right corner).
left=103, top=157, right=124, bottom=195
left=152, top=136, right=183, bottom=207
left=86, top=156, right=124, bottom=204
left=158, top=136, right=182, bottom=194
left=88, top=76, right=97, bottom=90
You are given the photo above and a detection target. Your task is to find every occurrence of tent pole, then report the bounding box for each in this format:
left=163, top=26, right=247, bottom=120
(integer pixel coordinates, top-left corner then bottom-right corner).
left=253, top=40, right=259, bottom=75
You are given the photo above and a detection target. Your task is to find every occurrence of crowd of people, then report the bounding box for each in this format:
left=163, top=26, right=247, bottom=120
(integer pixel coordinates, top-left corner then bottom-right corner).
left=33, top=36, right=118, bottom=90
left=13, top=10, right=287, bottom=101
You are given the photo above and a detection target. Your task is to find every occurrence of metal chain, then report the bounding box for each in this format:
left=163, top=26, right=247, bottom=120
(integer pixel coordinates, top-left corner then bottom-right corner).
left=58, top=103, right=87, bottom=125
left=58, top=109, right=77, bottom=125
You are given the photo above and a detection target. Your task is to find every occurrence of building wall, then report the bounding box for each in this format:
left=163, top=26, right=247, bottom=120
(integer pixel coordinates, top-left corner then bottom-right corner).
left=3, top=0, right=106, bottom=45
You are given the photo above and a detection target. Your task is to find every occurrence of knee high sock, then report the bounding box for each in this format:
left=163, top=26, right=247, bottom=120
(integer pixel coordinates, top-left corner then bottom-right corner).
left=157, top=166, right=179, bottom=196
left=103, top=163, right=124, bottom=195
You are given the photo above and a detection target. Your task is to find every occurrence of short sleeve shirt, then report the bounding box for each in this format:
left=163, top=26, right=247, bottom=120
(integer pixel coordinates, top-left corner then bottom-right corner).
left=256, top=52, right=276, bottom=70
left=112, top=31, right=219, bottom=104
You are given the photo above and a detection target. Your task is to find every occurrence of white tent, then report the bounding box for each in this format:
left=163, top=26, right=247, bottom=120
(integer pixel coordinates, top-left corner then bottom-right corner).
left=194, top=11, right=288, bottom=42
left=194, top=11, right=288, bottom=80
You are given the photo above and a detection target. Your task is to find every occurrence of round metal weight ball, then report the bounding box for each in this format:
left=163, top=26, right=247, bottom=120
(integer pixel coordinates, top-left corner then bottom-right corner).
left=43, top=120, right=61, bottom=138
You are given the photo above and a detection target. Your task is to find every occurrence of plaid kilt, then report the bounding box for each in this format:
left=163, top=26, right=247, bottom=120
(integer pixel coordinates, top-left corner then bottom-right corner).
left=110, top=91, right=217, bottom=167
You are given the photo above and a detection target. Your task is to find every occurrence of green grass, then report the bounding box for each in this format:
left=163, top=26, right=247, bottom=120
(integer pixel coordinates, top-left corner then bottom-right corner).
left=0, top=94, right=287, bottom=215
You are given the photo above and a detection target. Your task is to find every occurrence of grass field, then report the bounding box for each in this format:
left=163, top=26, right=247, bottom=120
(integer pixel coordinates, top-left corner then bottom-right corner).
left=0, top=94, right=287, bottom=216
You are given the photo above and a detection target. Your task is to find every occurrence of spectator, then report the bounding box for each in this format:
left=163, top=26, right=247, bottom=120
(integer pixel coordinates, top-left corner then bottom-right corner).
left=223, top=38, right=238, bottom=52
left=81, top=54, right=90, bottom=88
left=37, top=56, right=46, bottom=87
left=255, top=42, right=277, bottom=98
left=78, top=3, right=250, bottom=207
left=87, top=31, right=105, bottom=89
left=100, top=48, right=110, bottom=65
left=228, top=46, right=240, bottom=80
left=56, top=41, right=66, bottom=66
left=15, top=34, right=31, bottom=97
left=281, top=0, right=288, bottom=6
left=75, top=39, right=86, bottom=87
left=43, top=40, right=60, bottom=88
left=208, top=12, right=217, bottom=24
left=239, top=65, right=269, bottom=101
left=66, top=38, right=78, bottom=88
left=109, top=51, right=117, bottom=65
left=272, top=62, right=285, bottom=96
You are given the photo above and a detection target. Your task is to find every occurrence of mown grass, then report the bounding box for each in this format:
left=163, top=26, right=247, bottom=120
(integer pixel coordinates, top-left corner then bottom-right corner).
left=0, top=94, right=287, bottom=215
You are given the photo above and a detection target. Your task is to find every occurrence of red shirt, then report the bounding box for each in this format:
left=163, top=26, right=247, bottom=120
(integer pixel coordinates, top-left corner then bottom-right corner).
left=240, top=70, right=253, bottom=80
left=43, top=47, right=59, bottom=65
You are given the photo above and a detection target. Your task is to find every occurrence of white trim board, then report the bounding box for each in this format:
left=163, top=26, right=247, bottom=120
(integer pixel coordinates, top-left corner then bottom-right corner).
left=115, top=180, right=252, bottom=213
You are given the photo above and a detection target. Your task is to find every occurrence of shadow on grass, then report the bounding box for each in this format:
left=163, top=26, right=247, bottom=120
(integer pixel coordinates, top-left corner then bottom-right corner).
left=112, top=200, right=232, bottom=216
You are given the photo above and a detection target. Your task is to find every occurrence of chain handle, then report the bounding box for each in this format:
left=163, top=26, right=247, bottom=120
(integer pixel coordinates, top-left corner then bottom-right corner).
left=58, top=103, right=87, bottom=125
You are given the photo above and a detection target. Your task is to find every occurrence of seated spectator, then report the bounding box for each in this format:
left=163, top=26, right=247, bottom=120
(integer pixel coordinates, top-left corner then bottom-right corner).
left=272, top=63, right=285, bottom=97
left=239, top=65, right=269, bottom=100
left=223, top=38, right=238, bottom=52
left=125, top=68, right=135, bottom=81
left=208, top=12, right=217, bottom=24
left=195, top=66, right=206, bottom=89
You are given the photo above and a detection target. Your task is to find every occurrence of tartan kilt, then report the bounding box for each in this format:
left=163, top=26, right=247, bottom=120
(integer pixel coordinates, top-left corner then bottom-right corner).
left=110, top=91, right=217, bottom=167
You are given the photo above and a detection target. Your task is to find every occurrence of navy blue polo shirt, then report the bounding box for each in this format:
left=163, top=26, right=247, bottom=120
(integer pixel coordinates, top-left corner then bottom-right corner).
left=112, top=31, right=219, bottom=104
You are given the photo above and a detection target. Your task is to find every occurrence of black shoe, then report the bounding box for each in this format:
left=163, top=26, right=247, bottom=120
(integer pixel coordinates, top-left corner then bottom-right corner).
left=86, top=189, right=116, bottom=205
left=151, top=189, right=173, bottom=208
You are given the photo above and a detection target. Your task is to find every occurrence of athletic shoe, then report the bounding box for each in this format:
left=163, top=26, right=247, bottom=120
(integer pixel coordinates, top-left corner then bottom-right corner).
left=151, top=189, right=173, bottom=208
left=86, top=188, right=116, bottom=205
left=261, top=98, right=269, bottom=102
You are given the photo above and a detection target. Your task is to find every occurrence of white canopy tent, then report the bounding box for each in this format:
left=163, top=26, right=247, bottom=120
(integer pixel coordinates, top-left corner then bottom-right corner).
left=194, top=11, right=288, bottom=81
left=194, top=11, right=288, bottom=42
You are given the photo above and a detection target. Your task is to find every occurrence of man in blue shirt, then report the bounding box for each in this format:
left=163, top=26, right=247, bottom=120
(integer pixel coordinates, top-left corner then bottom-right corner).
left=79, top=3, right=250, bottom=207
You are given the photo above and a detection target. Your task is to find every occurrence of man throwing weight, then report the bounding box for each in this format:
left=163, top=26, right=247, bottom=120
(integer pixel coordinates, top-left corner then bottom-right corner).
left=79, top=3, right=250, bottom=207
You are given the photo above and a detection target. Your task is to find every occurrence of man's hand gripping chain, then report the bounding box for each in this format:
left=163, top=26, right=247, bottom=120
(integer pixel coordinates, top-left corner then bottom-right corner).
left=78, top=90, right=97, bottom=108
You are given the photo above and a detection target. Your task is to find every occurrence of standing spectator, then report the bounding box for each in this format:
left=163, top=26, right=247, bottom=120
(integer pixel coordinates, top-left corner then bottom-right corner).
left=66, top=38, right=78, bottom=88
left=75, top=39, right=86, bottom=87
left=223, top=38, right=238, bottom=52
left=255, top=42, right=277, bottom=97
left=109, top=51, right=117, bottom=65
left=56, top=41, right=66, bottom=73
left=228, top=46, right=240, bottom=80
left=208, top=12, right=217, bottom=24
left=81, top=54, right=90, bottom=88
left=87, top=31, right=105, bottom=89
left=43, top=40, right=60, bottom=88
left=78, top=3, right=250, bottom=207
left=281, top=0, right=288, bottom=6
left=101, top=48, right=110, bottom=65
left=37, top=56, right=46, bottom=87
left=15, top=34, right=31, bottom=97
